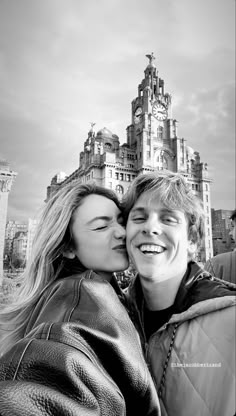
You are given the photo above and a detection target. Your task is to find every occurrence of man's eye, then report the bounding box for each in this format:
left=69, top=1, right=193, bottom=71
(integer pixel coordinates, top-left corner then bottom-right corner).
left=132, top=217, right=145, bottom=222
left=163, top=217, right=178, bottom=224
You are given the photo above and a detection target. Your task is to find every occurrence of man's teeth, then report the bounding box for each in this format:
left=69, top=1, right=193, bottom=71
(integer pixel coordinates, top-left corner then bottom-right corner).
left=139, top=244, right=165, bottom=254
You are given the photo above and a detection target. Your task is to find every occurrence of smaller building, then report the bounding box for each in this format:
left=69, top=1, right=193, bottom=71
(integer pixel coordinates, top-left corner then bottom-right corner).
left=11, top=231, right=28, bottom=268
left=211, top=208, right=234, bottom=255
left=0, top=159, right=17, bottom=284
left=4, top=220, right=28, bottom=267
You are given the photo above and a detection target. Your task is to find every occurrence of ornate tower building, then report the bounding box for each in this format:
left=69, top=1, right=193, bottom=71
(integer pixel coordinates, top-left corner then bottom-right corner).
left=47, top=54, right=213, bottom=262
left=0, top=159, right=17, bottom=284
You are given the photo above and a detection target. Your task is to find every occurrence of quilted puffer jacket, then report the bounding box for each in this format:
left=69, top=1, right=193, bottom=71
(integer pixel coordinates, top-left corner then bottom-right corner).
left=126, top=262, right=236, bottom=416
left=0, top=271, right=161, bottom=416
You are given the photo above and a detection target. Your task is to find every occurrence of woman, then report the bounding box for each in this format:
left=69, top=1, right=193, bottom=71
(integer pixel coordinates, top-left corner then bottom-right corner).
left=0, top=182, right=160, bottom=416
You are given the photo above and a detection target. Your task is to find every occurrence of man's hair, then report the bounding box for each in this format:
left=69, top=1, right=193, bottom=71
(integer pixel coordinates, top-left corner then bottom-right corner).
left=230, top=209, right=236, bottom=222
left=122, top=170, right=205, bottom=246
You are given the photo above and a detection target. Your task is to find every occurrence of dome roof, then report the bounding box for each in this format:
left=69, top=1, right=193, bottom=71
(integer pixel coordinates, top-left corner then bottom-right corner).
left=186, top=146, right=194, bottom=155
left=97, top=127, right=113, bottom=139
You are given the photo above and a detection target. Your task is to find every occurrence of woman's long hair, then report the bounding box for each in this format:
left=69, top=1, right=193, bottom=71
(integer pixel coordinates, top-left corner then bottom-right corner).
left=0, top=181, right=121, bottom=356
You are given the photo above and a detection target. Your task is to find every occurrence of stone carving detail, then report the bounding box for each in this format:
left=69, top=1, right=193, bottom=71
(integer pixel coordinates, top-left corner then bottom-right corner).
left=0, top=179, right=13, bottom=192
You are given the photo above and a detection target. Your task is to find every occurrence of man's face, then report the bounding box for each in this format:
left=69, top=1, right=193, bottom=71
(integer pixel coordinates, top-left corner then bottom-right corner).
left=126, top=191, right=194, bottom=283
left=229, top=218, right=236, bottom=242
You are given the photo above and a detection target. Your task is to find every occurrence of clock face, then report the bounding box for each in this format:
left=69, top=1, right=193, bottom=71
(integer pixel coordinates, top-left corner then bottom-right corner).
left=134, top=106, right=142, bottom=124
left=152, top=102, right=167, bottom=121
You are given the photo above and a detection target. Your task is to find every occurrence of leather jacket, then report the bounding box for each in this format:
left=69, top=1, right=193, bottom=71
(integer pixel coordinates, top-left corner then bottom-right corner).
left=0, top=271, right=161, bottom=415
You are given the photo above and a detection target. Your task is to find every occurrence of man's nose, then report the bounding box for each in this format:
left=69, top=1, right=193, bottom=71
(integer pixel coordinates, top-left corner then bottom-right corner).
left=142, top=217, right=162, bottom=236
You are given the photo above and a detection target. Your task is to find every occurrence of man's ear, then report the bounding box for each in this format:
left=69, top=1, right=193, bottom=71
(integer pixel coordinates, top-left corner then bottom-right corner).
left=63, top=248, right=76, bottom=259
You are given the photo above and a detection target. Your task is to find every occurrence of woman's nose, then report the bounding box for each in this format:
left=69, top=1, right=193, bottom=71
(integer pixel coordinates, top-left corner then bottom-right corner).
left=114, top=223, right=126, bottom=239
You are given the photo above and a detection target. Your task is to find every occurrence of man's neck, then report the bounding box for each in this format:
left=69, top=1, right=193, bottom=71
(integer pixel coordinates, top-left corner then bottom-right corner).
left=140, top=271, right=186, bottom=311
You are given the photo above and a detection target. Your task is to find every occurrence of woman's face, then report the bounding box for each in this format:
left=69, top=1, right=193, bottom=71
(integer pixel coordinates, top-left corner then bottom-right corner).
left=69, top=194, right=129, bottom=274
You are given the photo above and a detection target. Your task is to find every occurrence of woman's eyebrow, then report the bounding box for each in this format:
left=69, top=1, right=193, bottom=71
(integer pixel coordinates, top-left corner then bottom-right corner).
left=86, top=216, right=111, bottom=225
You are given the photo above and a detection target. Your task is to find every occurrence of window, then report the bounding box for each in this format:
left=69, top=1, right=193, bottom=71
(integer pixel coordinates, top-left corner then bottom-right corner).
left=146, top=151, right=151, bottom=159
left=157, top=126, right=163, bottom=139
left=206, top=195, right=209, bottom=202
left=205, top=184, right=208, bottom=191
left=105, top=143, right=112, bottom=149
left=127, top=174, right=131, bottom=182
left=116, top=185, right=124, bottom=194
left=115, top=172, right=119, bottom=180
left=109, top=170, right=112, bottom=178
left=119, top=173, right=124, bottom=181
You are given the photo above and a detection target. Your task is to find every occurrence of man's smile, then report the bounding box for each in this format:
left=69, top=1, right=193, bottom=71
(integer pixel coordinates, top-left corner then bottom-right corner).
left=138, top=244, right=166, bottom=255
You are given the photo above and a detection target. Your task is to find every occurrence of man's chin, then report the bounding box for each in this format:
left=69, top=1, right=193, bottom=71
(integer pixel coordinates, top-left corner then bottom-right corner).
left=137, top=266, right=159, bottom=282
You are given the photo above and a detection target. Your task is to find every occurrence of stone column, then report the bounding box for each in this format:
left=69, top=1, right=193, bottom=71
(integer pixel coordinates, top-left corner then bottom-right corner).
left=0, top=161, right=17, bottom=285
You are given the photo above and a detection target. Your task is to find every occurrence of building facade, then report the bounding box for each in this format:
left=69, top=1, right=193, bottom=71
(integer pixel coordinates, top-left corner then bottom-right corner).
left=12, top=231, right=28, bottom=267
left=4, top=220, right=28, bottom=269
left=211, top=208, right=234, bottom=255
left=47, top=54, right=213, bottom=262
left=0, top=159, right=17, bottom=284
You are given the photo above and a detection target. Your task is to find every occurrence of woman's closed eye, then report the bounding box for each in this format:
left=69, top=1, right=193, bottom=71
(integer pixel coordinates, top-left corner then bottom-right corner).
left=93, top=225, right=108, bottom=230
left=91, top=221, right=109, bottom=230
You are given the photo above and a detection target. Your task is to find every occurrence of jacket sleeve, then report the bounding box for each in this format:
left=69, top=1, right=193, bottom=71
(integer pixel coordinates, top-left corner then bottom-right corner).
left=0, top=275, right=161, bottom=416
left=0, top=322, right=125, bottom=416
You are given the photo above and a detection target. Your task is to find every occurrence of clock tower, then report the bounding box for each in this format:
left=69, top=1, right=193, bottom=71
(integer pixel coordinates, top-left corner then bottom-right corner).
left=127, top=52, right=178, bottom=172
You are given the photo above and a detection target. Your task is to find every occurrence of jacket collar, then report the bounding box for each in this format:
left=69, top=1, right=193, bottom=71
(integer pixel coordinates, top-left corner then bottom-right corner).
left=128, top=261, right=236, bottom=317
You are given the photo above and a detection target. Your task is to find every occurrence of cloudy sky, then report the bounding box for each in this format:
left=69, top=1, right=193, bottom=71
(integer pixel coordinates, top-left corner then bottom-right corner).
left=0, top=0, right=235, bottom=221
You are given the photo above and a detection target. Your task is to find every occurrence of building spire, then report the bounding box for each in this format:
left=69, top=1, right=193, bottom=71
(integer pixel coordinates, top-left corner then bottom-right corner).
left=89, top=122, right=96, bottom=131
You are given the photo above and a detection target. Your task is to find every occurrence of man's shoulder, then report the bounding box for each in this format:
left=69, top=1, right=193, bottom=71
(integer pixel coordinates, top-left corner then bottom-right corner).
left=212, top=251, right=236, bottom=262
left=204, top=251, right=236, bottom=283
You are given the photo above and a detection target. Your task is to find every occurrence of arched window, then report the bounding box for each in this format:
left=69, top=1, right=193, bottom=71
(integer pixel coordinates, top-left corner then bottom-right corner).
left=105, top=142, right=112, bottom=149
left=116, top=185, right=124, bottom=194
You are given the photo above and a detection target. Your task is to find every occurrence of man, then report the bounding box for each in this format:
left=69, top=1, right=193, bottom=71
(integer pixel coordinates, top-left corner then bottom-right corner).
left=123, top=171, right=236, bottom=416
left=204, top=209, right=236, bottom=283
